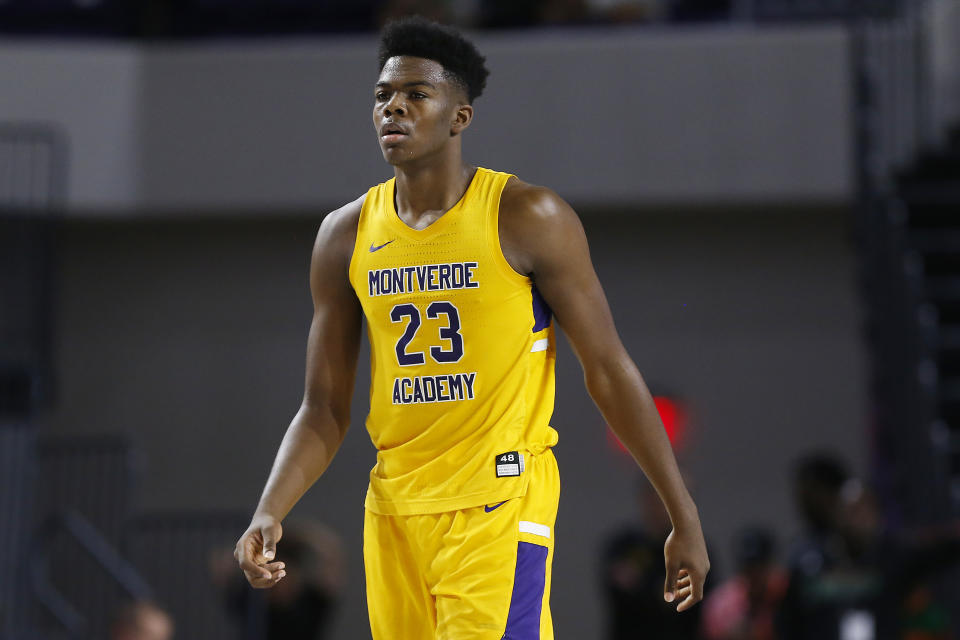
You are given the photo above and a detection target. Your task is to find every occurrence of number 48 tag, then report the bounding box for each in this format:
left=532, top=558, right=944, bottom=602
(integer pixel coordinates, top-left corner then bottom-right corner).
left=495, top=451, right=524, bottom=477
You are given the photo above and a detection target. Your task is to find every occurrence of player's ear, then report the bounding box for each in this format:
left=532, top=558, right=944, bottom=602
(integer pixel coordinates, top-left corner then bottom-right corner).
left=450, top=103, right=473, bottom=136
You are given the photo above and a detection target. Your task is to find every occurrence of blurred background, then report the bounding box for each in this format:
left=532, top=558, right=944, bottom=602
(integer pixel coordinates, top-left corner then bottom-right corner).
left=1, top=0, right=959, bottom=638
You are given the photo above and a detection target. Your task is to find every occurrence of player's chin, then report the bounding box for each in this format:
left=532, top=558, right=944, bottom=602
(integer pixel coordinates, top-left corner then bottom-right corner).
left=381, top=146, right=416, bottom=166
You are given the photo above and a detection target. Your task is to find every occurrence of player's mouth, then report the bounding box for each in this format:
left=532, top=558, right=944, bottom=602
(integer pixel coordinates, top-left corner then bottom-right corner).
left=380, top=122, right=409, bottom=144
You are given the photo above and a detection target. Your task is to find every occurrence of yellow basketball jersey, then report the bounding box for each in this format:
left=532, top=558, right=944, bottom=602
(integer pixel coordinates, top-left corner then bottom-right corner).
left=348, top=167, right=559, bottom=516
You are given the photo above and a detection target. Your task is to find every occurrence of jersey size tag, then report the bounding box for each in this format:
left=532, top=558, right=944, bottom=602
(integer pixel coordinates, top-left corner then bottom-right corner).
left=495, top=451, right=525, bottom=478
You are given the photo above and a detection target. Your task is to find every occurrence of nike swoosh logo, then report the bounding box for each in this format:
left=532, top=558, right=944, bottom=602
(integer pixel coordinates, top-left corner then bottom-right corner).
left=484, top=501, right=508, bottom=513
left=369, top=240, right=395, bottom=252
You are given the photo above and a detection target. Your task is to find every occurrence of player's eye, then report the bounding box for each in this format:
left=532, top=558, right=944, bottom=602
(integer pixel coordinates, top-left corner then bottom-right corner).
left=411, top=92, right=427, bottom=100
left=375, top=91, right=389, bottom=101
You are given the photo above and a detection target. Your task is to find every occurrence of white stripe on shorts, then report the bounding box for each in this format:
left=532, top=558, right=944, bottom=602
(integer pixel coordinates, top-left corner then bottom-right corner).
left=530, top=339, right=549, bottom=353
left=518, top=520, right=551, bottom=539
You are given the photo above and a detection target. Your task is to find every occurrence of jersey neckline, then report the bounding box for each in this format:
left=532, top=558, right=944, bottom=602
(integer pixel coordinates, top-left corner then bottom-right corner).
left=384, top=167, right=483, bottom=240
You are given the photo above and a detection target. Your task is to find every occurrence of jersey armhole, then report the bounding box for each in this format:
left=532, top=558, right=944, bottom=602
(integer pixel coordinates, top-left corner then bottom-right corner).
left=490, top=174, right=534, bottom=286
left=347, top=188, right=375, bottom=288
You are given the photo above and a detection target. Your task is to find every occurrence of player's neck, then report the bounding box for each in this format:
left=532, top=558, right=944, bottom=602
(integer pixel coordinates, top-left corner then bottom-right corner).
left=393, top=155, right=474, bottom=220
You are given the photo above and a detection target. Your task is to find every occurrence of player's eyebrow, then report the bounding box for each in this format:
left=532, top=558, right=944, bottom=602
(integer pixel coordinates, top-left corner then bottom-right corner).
left=375, top=81, right=437, bottom=89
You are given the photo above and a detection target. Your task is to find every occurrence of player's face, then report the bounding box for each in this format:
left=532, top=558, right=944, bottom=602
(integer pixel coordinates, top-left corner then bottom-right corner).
left=373, top=56, right=465, bottom=166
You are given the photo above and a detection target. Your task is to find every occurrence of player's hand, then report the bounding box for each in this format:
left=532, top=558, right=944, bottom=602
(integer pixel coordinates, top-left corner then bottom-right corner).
left=234, top=514, right=286, bottom=589
left=663, top=519, right=710, bottom=612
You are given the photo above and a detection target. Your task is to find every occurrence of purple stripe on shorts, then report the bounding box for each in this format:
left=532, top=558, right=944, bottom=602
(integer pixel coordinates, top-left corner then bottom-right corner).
left=503, top=541, right=548, bottom=639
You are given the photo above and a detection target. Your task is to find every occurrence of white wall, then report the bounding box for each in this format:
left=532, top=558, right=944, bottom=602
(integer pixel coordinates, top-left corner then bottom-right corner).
left=0, top=26, right=856, bottom=215
left=0, top=42, right=140, bottom=210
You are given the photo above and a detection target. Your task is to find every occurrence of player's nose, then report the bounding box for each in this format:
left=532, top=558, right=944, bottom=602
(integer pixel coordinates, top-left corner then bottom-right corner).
left=383, top=94, right=405, bottom=117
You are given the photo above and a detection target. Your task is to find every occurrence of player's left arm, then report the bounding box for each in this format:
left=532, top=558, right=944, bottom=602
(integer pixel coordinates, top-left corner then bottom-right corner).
left=499, top=179, right=710, bottom=612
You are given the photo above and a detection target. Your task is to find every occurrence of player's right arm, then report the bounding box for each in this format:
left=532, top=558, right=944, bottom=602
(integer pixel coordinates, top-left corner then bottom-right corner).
left=234, top=196, right=364, bottom=589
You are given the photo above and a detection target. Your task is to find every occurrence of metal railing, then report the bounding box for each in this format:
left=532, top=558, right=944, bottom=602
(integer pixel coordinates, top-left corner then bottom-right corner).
left=849, top=0, right=946, bottom=518
left=7, top=436, right=261, bottom=639
left=0, top=421, right=36, bottom=638
left=130, top=511, right=261, bottom=640
left=0, top=123, right=68, bottom=414
left=849, top=0, right=947, bottom=197
left=0, top=123, right=68, bottom=212
left=29, top=510, right=153, bottom=639
left=23, top=435, right=140, bottom=638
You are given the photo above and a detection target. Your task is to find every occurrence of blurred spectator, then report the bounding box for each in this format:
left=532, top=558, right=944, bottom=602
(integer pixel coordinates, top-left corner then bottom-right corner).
left=793, top=452, right=850, bottom=537
left=701, top=526, right=787, bottom=640
left=900, top=586, right=954, bottom=640
left=777, top=452, right=861, bottom=640
left=602, top=474, right=713, bottom=640
left=110, top=600, right=174, bottom=640
left=778, top=452, right=960, bottom=640
left=211, top=520, right=344, bottom=640
left=838, top=480, right=960, bottom=640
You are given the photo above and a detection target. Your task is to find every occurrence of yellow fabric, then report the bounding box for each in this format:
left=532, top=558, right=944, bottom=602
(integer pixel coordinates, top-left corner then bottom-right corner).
left=363, top=449, right=559, bottom=640
left=349, top=167, right=559, bottom=515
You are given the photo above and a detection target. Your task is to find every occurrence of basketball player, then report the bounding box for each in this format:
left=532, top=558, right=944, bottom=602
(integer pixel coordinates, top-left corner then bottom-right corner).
left=235, top=17, right=709, bottom=639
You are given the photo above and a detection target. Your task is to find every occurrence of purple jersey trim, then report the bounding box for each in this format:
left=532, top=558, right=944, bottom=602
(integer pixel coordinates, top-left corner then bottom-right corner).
left=531, top=284, right=552, bottom=333
left=503, top=541, right=548, bottom=639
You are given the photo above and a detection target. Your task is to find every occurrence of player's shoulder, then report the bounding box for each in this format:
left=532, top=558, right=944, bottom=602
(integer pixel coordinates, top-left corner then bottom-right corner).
left=313, top=194, right=365, bottom=251
left=310, top=193, right=367, bottom=273
left=499, top=176, right=580, bottom=233
left=320, top=193, right=365, bottom=236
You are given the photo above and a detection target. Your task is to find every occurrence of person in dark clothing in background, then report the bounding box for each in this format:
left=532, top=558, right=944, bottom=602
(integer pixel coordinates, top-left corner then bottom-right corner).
left=701, top=526, right=787, bottom=640
left=212, top=521, right=343, bottom=640
left=603, top=473, right=713, bottom=639
left=837, top=479, right=960, bottom=640
left=778, top=453, right=960, bottom=640
left=777, top=452, right=891, bottom=640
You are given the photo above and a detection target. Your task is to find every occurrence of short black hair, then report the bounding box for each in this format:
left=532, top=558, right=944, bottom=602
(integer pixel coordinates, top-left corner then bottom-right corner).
left=378, top=17, right=489, bottom=103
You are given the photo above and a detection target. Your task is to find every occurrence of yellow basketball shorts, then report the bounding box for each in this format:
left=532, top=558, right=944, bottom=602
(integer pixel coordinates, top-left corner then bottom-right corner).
left=363, top=449, right=560, bottom=640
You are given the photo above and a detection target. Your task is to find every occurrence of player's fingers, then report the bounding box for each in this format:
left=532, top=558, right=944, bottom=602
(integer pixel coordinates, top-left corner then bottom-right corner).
left=244, top=563, right=286, bottom=580
left=675, top=571, right=705, bottom=612
left=260, top=566, right=287, bottom=581
left=237, top=556, right=269, bottom=578
left=237, top=554, right=268, bottom=578
left=237, top=538, right=271, bottom=578
left=664, top=559, right=680, bottom=603
left=241, top=562, right=272, bottom=580
left=262, top=567, right=287, bottom=583
left=261, top=522, right=282, bottom=561
left=245, top=569, right=285, bottom=589
left=691, top=569, right=705, bottom=602
left=676, top=590, right=701, bottom=612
